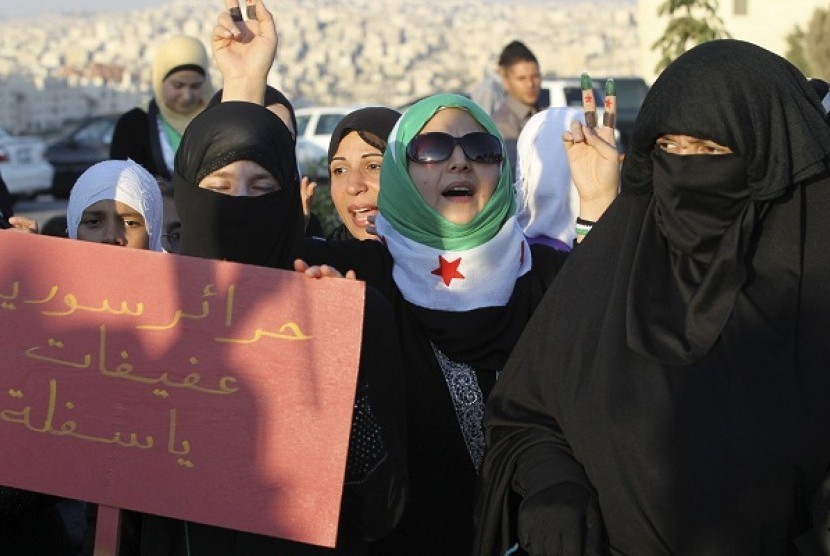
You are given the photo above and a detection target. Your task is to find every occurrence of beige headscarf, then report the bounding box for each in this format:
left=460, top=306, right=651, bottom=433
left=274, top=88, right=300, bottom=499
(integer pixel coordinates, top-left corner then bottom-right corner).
left=150, top=35, right=214, bottom=135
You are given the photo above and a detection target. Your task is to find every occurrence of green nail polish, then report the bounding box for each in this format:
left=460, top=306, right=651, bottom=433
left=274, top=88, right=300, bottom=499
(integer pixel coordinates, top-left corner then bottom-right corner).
left=581, top=73, right=592, bottom=90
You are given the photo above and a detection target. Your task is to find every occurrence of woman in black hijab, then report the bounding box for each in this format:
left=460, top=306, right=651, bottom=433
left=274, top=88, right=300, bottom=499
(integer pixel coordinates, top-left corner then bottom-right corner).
left=325, top=107, right=401, bottom=241
left=474, top=39, right=830, bottom=555
left=125, top=101, right=408, bottom=556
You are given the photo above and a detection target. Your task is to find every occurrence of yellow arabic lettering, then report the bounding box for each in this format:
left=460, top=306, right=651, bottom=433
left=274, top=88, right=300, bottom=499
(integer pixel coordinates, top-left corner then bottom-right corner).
left=24, top=285, right=58, bottom=304
left=0, top=281, right=19, bottom=310
left=97, top=326, right=239, bottom=395
left=0, top=404, right=33, bottom=427
left=135, top=302, right=209, bottom=330
left=41, top=294, right=144, bottom=317
left=0, top=379, right=155, bottom=448
left=217, top=376, right=238, bottom=393
left=167, top=408, right=191, bottom=456
left=168, top=409, right=194, bottom=467
left=0, top=378, right=57, bottom=433
left=0, top=281, right=19, bottom=300
left=215, top=322, right=312, bottom=344
left=136, top=285, right=216, bottom=330
left=100, top=299, right=144, bottom=316
left=40, top=294, right=78, bottom=316
left=25, top=338, right=92, bottom=369
left=225, top=285, right=235, bottom=327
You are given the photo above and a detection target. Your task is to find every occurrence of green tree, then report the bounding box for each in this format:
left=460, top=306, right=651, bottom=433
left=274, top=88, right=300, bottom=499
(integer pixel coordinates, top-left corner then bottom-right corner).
left=785, top=5, right=830, bottom=79
left=651, top=0, right=732, bottom=74
left=805, top=5, right=830, bottom=78
left=786, top=25, right=812, bottom=76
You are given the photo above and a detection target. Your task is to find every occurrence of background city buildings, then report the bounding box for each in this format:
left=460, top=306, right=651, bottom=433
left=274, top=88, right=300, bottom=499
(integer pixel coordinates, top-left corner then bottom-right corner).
left=0, top=0, right=822, bottom=135
left=0, top=0, right=637, bottom=134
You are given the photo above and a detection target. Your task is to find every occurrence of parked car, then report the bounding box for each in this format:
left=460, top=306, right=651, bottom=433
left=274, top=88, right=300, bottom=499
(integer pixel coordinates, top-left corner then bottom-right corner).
left=294, top=106, right=363, bottom=151
left=598, top=76, right=649, bottom=152
left=46, top=113, right=120, bottom=198
left=296, top=137, right=328, bottom=181
left=540, top=76, right=648, bottom=152
left=46, top=111, right=337, bottom=196
left=0, top=128, right=54, bottom=201
left=539, top=78, right=622, bottom=150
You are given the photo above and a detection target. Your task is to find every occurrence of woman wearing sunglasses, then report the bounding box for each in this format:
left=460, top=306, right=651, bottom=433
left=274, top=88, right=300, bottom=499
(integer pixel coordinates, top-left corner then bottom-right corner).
left=337, top=93, right=616, bottom=555
left=211, top=3, right=617, bottom=553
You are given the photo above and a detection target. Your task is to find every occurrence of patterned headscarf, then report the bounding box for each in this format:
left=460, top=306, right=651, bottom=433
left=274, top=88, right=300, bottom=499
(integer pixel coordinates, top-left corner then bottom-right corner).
left=378, top=93, right=515, bottom=251
left=375, top=94, right=530, bottom=311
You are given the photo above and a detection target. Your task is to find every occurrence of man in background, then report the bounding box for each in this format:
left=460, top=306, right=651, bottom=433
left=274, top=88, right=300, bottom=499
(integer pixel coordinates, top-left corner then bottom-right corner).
left=491, top=41, right=542, bottom=175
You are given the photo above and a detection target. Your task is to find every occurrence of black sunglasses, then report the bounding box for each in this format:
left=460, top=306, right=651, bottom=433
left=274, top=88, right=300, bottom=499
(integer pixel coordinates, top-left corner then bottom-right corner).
left=406, top=132, right=503, bottom=165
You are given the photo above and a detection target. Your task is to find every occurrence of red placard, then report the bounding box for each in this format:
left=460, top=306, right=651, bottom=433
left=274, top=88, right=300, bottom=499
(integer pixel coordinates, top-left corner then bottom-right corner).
left=0, top=232, right=365, bottom=548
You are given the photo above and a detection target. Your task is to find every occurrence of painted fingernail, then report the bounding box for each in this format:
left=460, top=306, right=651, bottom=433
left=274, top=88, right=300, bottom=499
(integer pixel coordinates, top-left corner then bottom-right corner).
left=581, top=73, right=597, bottom=128
left=603, top=78, right=616, bottom=128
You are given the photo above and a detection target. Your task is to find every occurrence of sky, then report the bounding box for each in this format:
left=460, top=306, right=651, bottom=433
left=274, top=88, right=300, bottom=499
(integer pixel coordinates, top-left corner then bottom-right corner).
left=0, top=0, right=167, bottom=19
left=2, top=0, right=634, bottom=19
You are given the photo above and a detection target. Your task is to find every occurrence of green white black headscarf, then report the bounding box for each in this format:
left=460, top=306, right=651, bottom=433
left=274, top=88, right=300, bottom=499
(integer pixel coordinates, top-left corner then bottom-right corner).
left=375, top=94, right=531, bottom=311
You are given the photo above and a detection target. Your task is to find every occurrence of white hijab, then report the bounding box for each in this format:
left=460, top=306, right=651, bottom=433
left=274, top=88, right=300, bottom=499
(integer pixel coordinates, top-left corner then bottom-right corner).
left=67, top=159, right=163, bottom=251
left=514, top=107, right=584, bottom=247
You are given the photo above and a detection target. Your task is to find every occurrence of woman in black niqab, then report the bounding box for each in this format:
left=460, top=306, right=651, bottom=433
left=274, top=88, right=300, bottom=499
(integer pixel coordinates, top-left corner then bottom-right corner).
left=474, top=39, right=830, bottom=555
left=172, top=101, right=304, bottom=268
left=130, top=101, right=408, bottom=555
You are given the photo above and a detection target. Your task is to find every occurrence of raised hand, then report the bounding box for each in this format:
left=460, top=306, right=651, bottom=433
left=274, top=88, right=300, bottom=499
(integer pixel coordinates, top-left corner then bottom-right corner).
left=213, top=0, right=277, bottom=104
left=6, top=215, right=39, bottom=234
left=565, top=75, right=620, bottom=229
left=300, top=176, right=318, bottom=228
left=293, top=259, right=358, bottom=281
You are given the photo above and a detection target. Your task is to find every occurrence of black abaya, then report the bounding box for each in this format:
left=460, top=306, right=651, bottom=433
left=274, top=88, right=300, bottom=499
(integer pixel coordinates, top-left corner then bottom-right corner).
left=474, top=40, right=830, bottom=556
left=305, top=237, right=567, bottom=555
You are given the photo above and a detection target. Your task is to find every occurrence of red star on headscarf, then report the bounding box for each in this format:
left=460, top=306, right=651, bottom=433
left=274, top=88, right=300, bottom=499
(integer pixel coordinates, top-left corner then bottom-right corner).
left=431, top=255, right=465, bottom=286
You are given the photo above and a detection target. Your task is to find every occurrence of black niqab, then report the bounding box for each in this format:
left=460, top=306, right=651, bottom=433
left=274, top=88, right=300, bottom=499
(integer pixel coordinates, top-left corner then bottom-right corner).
left=172, top=102, right=304, bottom=269
left=622, top=39, right=830, bottom=364
left=475, top=40, right=830, bottom=555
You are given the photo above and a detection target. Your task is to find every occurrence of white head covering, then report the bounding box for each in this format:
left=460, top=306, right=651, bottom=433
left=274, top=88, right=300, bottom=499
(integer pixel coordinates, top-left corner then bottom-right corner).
left=515, top=107, right=584, bottom=247
left=67, top=159, right=163, bottom=251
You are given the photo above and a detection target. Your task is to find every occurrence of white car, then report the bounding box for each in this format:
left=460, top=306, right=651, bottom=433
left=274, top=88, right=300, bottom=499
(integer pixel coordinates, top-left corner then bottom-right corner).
left=0, top=128, right=54, bottom=200
left=541, top=77, right=647, bottom=151
left=294, top=106, right=363, bottom=152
